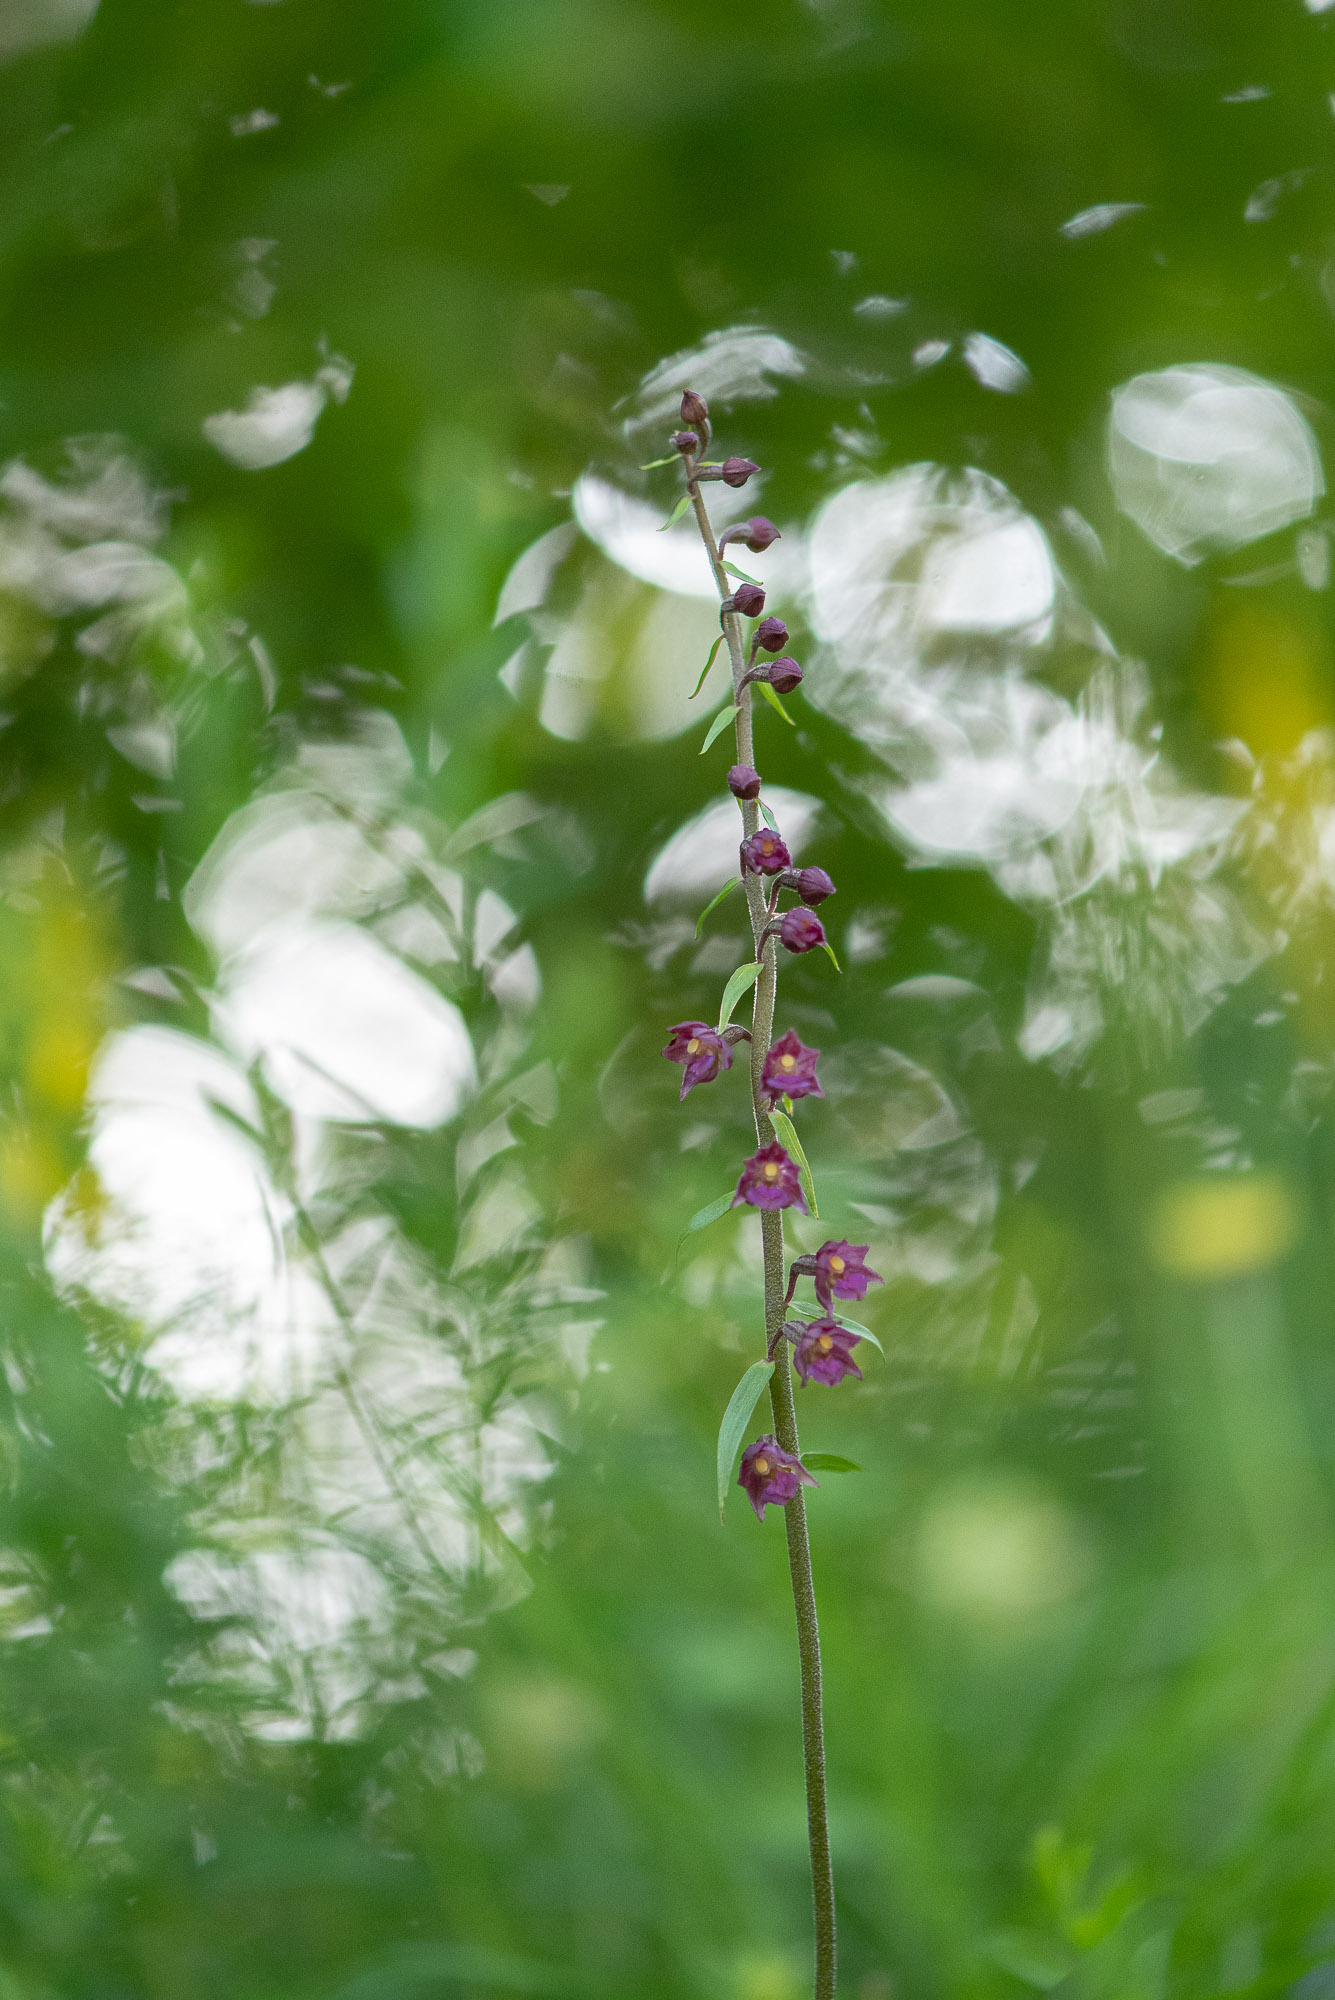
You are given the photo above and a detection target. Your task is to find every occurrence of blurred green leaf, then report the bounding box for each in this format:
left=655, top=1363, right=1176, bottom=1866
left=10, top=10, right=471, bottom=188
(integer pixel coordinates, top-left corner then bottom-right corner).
left=717, top=960, right=761, bottom=1030
left=789, top=1305, right=883, bottom=1356
left=802, top=1454, right=861, bottom=1473
left=768, top=1108, right=817, bottom=1218
left=695, top=875, right=740, bottom=937
left=700, top=704, right=740, bottom=754
left=754, top=681, right=794, bottom=725
left=658, top=493, right=693, bottom=531
left=721, top=560, right=762, bottom=585
left=676, top=1190, right=736, bottom=1254
left=691, top=635, right=725, bottom=698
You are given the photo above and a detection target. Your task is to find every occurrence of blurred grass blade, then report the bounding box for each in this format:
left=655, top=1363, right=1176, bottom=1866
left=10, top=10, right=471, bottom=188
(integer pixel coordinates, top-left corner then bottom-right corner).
left=755, top=681, right=794, bottom=725
left=700, top=704, right=740, bottom=754
left=717, top=960, right=761, bottom=1030
left=691, top=635, right=724, bottom=698
left=802, top=1454, right=861, bottom=1473
left=695, top=875, right=740, bottom=937
left=768, top=1108, right=818, bottom=1217
left=717, top=1360, right=775, bottom=1517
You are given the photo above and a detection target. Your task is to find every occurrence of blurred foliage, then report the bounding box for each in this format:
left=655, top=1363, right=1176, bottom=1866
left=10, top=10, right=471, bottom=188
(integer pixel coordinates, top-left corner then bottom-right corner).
left=0, top=3, right=1332, bottom=2000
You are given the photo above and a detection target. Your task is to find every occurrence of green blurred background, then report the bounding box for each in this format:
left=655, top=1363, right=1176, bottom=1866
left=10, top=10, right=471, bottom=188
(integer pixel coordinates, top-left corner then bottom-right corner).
left=1, top=2, right=1335, bottom=1996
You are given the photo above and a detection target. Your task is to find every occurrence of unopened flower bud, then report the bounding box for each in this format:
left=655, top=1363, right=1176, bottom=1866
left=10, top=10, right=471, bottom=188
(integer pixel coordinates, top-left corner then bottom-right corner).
left=754, top=616, right=787, bottom=652
left=721, top=456, right=760, bottom=488
left=680, top=390, right=710, bottom=431
left=728, top=764, right=762, bottom=800
left=718, top=517, right=781, bottom=554
left=723, top=582, right=765, bottom=618
left=779, top=908, right=826, bottom=955
left=670, top=430, right=698, bottom=453
left=765, top=656, right=803, bottom=695
left=796, top=866, right=835, bottom=906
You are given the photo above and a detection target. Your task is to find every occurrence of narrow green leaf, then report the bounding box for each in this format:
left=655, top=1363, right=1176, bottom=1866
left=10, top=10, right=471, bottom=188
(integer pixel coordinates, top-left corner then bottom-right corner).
left=820, top=941, right=842, bottom=973
left=717, top=1360, right=775, bottom=1518
left=722, top=560, right=762, bottom=585
left=768, top=1107, right=818, bottom=1218
left=695, top=875, right=740, bottom=938
left=758, top=799, right=781, bottom=834
left=658, top=492, right=694, bottom=532
left=717, top=960, right=761, bottom=1031
left=691, top=635, right=725, bottom=699
left=754, top=680, right=795, bottom=725
left=638, top=454, right=680, bottom=469
left=788, top=1304, right=883, bottom=1356
left=782, top=1093, right=794, bottom=1116
left=802, top=1453, right=862, bottom=1474
left=700, top=704, right=741, bottom=755
left=677, top=1190, right=736, bottom=1256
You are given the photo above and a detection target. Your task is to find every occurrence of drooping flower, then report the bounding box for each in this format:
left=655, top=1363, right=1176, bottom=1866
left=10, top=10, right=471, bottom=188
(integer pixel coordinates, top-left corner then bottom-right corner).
left=760, top=1029, right=823, bottom=1108
left=795, top=866, right=835, bottom=906
left=719, top=516, right=781, bottom=554
left=728, top=764, right=762, bottom=800
left=765, top=656, right=803, bottom=694
left=738, top=1434, right=818, bottom=1520
left=724, top=582, right=766, bottom=618
left=662, top=1021, right=734, bottom=1100
left=754, top=616, right=788, bottom=652
left=813, top=1238, right=883, bottom=1308
left=680, top=389, right=710, bottom=430
left=779, top=908, right=826, bottom=954
left=721, top=456, right=761, bottom=488
left=742, top=829, right=792, bottom=876
left=670, top=430, right=698, bottom=453
left=791, top=1316, right=863, bottom=1387
left=732, top=1142, right=808, bottom=1212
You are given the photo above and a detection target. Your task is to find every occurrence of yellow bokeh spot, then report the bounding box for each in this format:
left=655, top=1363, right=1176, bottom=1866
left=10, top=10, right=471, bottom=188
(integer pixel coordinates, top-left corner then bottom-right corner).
left=1202, top=602, right=1330, bottom=762
left=1148, top=1173, right=1299, bottom=1280
left=27, top=1019, right=97, bottom=1111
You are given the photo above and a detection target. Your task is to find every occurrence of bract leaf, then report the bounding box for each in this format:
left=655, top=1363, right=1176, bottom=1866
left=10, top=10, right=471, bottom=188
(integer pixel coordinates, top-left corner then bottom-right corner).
left=695, top=875, right=740, bottom=938
left=722, top=560, right=762, bottom=585
left=820, top=941, right=842, bottom=973
left=788, top=1304, right=882, bottom=1355
left=691, top=635, right=725, bottom=698
left=717, top=960, right=761, bottom=1031
left=675, top=1190, right=736, bottom=1258
left=802, top=1453, right=862, bottom=1474
left=758, top=800, right=781, bottom=834
left=700, top=705, right=740, bottom=755
left=768, top=1107, right=818, bottom=1218
left=658, top=493, right=694, bottom=532
left=639, top=454, right=680, bottom=469
left=717, top=1360, right=775, bottom=1518
left=755, top=681, right=795, bottom=725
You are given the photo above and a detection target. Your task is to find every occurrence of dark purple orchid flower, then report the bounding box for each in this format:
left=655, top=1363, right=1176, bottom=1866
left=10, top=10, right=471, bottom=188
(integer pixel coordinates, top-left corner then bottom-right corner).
left=779, top=908, right=826, bottom=954
left=719, top=516, right=781, bottom=554
left=754, top=616, right=788, bottom=652
left=761, top=1029, right=823, bottom=1108
left=670, top=430, right=698, bottom=453
left=742, top=829, right=792, bottom=876
left=680, top=390, right=709, bottom=430
left=721, top=456, right=761, bottom=488
left=813, top=1239, right=883, bottom=1309
left=765, top=656, right=803, bottom=695
left=728, top=764, right=762, bottom=800
left=662, top=1021, right=734, bottom=1101
left=723, top=582, right=766, bottom=618
left=791, top=1317, right=863, bottom=1387
left=738, top=1434, right=818, bottom=1520
left=732, top=1142, right=808, bottom=1213
left=795, top=866, right=835, bottom=906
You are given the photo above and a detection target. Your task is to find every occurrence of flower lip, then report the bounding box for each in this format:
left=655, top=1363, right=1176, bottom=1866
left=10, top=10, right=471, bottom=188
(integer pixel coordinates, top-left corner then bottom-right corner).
left=738, top=1432, right=818, bottom=1519
left=778, top=907, right=826, bottom=955
left=742, top=829, right=792, bottom=876
left=663, top=1020, right=734, bottom=1100
left=732, top=1141, right=808, bottom=1213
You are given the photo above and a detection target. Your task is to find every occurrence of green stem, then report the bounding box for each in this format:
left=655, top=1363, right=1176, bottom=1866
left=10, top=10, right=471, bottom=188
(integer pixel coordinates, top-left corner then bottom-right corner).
left=687, top=474, right=837, bottom=2000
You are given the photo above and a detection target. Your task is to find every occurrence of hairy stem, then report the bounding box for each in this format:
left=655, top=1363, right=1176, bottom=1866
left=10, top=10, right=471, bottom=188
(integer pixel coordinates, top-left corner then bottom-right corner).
left=687, top=473, right=837, bottom=2000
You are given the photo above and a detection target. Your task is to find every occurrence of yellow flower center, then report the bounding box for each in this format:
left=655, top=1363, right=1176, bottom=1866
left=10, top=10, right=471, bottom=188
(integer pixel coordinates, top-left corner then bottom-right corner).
left=780, top=1054, right=796, bottom=1071
left=763, top=1162, right=780, bottom=1180
left=829, top=1254, right=845, bottom=1274
left=753, top=1456, right=771, bottom=1478
left=686, top=1038, right=701, bottom=1054
left=817, top=1334, right=834, bottom=1353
